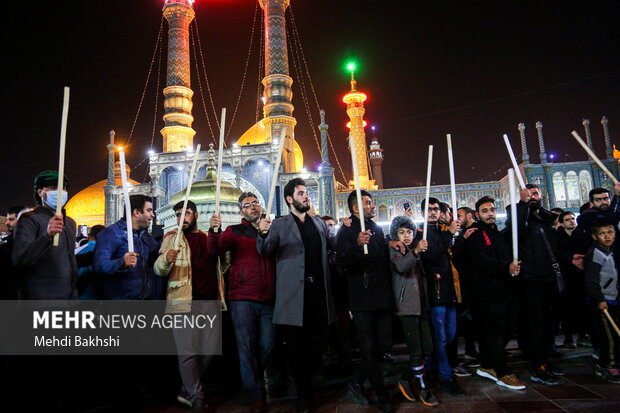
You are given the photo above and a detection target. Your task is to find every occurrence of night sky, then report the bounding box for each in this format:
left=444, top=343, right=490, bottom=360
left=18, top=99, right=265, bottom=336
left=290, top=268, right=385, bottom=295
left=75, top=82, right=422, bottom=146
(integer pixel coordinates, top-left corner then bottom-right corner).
left=5, top=0, right=620, bottom=210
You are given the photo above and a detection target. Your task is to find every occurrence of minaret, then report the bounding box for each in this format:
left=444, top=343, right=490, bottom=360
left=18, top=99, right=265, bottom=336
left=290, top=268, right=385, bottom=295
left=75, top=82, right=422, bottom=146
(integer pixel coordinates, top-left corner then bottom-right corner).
left=343, top=66, right=375, bottom=190
left=536, top=121, right=547, bottom=163
left=104, top=130, right=117, bottom=226
left=260, top=0, right=298, bottom=172
left=161, top=0, right=196, bottom=153
left=518, top=123, right=530, bottom=164
left=369, top=137, right=384, bottom=189
left=602, top=116, right=613, bottom=159
left=583, top=119, right=594, bottom=151
left=318, top=110, right=336, bottom=217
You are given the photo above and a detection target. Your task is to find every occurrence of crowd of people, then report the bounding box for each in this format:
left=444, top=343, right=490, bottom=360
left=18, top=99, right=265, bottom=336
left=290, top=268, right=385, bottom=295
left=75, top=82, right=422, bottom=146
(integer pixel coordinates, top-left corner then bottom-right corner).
left=1, top=170, right=619, bottom=413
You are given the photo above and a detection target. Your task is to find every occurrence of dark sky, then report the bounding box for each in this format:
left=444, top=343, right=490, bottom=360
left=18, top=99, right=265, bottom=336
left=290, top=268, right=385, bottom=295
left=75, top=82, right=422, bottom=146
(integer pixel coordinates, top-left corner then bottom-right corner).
left=5, top=0, right=620, bottom=209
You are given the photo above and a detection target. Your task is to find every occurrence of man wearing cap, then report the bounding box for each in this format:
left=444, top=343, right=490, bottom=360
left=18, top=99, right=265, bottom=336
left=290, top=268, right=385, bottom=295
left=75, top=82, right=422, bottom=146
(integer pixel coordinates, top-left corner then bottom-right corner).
left=12, top=170, right=77, bottom=300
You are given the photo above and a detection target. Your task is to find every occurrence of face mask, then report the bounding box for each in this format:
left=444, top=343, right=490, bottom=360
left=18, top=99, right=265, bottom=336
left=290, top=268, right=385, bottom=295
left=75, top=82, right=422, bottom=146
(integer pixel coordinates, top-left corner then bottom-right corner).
left=44, top=190, right=68, bottom=210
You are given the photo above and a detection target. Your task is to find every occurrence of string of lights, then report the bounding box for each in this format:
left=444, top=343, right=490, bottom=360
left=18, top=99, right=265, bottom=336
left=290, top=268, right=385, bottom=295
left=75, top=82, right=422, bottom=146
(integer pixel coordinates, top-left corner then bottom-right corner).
left=193, top=18, right=221, bottom=132
left=190, top=22, right=217, bottom=144
left=126, top=16, right=164, bottom=146
left=148, top=35, right=164, bottom=152
left=226, top=1, right=260, bottom=143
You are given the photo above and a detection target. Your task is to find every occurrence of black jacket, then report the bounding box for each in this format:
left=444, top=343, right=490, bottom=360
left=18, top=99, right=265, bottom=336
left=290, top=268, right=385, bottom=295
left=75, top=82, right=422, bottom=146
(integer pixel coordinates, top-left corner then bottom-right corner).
left=336, top=216, right=392, bottom=312
left=464, top=221, right=513, bottom=301
left=505, top=201, right=558, bottom=283
left=415, top=223, right=457, bottom=306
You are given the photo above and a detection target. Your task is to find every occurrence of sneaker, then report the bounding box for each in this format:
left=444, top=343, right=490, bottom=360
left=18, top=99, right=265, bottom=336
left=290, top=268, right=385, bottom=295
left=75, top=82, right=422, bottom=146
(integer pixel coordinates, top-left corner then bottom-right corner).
left=453, top=365, right=472, bottom=377
left=346, top=381, right=369, bottom=405
left=418, top=389, right=439, bottom=407
left=530, top=366, right=564, bottom=386
left=595, top=365, right=620, bottom=384
left=546, top=363, right=565, bottom=376
left=476, top=367, right=498, bottom=382
left=176, top=389, right=192, bottom=408
left=497, top=374, right=526, bottom=390
left=440, top=378, right=465, bottom=396
left=396, top=378, right=415, bottom=402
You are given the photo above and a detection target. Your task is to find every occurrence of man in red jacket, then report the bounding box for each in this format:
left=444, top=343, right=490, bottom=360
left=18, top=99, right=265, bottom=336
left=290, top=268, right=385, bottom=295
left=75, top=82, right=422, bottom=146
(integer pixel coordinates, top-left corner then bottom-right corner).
left=209, top=192, right=276, bottom=413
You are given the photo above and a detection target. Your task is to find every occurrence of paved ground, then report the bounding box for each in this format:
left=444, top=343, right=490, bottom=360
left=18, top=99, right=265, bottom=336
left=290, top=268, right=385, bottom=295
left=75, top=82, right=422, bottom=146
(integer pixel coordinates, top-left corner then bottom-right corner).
left=125, top=338, right=619, bottom=413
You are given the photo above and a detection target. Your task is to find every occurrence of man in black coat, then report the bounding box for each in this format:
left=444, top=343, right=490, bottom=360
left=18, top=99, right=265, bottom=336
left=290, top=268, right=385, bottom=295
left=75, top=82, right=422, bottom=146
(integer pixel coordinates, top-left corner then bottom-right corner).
left=465, top=196, right=525, bottom=390
left=415, top=197, right=464, bottom=396
left=336, top=190, right=399, bottom=413
left=506, top=184, right=563, bottom=386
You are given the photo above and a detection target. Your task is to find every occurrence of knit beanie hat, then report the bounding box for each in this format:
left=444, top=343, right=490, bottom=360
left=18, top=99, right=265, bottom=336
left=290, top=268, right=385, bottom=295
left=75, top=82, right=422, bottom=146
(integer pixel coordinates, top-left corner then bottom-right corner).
left=34, top=170, right=69, bottom=205
left=390, top=215, right=416, bottom=240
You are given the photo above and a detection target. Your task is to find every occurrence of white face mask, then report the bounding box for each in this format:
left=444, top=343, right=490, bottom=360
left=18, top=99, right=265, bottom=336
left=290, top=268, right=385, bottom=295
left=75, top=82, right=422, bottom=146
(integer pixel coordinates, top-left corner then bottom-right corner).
left=43, top=190, right=68, bottom=210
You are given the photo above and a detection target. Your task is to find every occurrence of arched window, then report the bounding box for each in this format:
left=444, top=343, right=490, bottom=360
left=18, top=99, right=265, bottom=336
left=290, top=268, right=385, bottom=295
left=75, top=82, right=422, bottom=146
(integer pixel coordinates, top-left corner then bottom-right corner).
left=565, top=171, right=580, bottom=207
left=579, top=170, right=593, bottom=204
left=552, top=172, right=566, bottom=208
left=378, top=204, right=389, bottom=222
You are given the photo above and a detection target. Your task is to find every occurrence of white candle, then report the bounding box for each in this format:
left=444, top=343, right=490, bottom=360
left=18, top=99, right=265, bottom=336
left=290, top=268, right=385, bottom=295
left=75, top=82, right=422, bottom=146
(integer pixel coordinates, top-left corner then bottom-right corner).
left=214, top=108, right=227, bottom=225
left=503, top=134, right=527, bottom=189
left=422, top=145, right=434, bottom=241
left=265, top=128, right=288, bottom=218
left=571, top=131, right=619, bottom=184
left=53, top=87, right=70, bottom=247
left=447, top=134, right=458, bottom=220
left=349, top=134, right=368, bottom=254
left=508, top=168, right=519, bottom=266
left=173, top=144, right=202, bottom=249
left=118, top=149, right=134, bottom=253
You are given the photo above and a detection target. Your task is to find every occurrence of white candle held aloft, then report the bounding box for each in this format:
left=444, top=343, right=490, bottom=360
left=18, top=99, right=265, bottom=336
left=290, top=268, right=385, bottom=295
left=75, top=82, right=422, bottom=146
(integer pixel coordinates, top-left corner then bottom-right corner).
left=349, top=134, right=368, bottom=254
left=118, top=149, right=134, bottom=253
left=53, top=86, right=70, bottom=247
left=422, top=145, right=434, bottom=241
left=503, top=134, right=527, bottom=189
left=173, top=144, right=202, bottom=249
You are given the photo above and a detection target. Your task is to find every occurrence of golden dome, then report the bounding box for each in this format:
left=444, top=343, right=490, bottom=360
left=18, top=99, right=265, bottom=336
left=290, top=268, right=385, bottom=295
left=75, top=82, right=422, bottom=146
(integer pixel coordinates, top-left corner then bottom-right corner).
left=170, top=146, right=243, bottom=205
left=65, top=162, right=139, bottom=227
left=236, top=119, right=304, bottom=171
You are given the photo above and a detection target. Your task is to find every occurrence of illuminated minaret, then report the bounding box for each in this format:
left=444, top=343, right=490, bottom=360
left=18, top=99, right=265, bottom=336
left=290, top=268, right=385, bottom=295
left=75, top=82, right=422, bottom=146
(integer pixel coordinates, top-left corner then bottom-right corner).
left=369, top=136, right=384, bottom=189
left=260, top=0, right=298, bottom=172
left=161, top=0, right=196, bottom=153
left=343, top=65, right=375, bottom=189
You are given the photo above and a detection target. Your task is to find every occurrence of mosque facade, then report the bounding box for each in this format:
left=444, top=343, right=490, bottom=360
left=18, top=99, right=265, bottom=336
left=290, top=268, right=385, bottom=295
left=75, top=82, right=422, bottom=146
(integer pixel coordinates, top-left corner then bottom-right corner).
left=66, top=0, right=618, bottom=230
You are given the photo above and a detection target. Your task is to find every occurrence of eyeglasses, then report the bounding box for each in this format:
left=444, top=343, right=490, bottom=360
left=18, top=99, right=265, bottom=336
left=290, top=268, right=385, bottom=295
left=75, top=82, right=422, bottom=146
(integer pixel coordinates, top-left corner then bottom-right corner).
left=175, top=211, right=192, bottom=218
left=427, top=207, right=440, bottom=212
left=241, top=201, right=261, bottom=209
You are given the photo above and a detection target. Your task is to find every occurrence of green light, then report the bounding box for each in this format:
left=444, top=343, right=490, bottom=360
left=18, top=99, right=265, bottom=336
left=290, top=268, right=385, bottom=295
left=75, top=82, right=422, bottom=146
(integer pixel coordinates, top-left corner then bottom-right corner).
left=346, top=62, right=357, bottom=72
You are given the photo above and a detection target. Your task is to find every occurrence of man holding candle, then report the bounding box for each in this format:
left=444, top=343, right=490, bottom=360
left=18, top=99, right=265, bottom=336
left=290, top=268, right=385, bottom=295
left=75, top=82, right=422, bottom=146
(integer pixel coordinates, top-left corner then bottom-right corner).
left=93, top=194, right=164, bottom=300
left=336, top=190, right=396, bottom=412
left=506, top=184, right=564, bottom=386
left=209, top=193, right=276, bottom=413
left=464, top=196, right=525, bottom=390
left=415, top=197, right=464, bottom=396
left=155, top=200, right=220, bottom=413
left=257, top=178, right=335, bottom=412
left=12, top=170, right=77, bottom=300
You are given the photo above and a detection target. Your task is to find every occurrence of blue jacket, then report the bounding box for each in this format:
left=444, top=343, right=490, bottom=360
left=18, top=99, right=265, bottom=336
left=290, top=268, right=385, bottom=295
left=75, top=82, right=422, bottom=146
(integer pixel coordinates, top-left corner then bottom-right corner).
left=93, top=219, right=165, bottom=300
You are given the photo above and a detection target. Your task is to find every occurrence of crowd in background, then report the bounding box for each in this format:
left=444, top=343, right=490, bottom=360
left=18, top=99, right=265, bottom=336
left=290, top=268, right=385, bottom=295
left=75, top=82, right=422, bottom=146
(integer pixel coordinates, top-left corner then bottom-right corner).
left=1, top=169, right=619, bottom=413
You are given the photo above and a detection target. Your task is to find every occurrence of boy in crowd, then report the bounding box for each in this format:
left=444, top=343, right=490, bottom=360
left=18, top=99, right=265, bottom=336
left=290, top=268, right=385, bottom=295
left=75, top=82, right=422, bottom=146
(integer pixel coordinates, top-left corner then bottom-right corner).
left=389, top=216, right=438, bottom=406
left=584, top=222, right=620, bottom=384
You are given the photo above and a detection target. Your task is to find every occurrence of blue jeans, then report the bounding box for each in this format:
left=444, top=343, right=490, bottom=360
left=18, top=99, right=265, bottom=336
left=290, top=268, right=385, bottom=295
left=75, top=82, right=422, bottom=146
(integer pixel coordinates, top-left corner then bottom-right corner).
left=428, top=305, right=457, bottom=381
left=230, top=301, right=276, bottom=401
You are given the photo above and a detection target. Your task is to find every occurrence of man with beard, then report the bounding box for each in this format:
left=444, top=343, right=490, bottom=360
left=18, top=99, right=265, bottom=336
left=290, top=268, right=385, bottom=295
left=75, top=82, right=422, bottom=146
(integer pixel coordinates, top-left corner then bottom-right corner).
left=457, top=207, right=476, bottom=230
left=257, top=178, right=335, bottom=412
left=155, top=200, right=220, bottom=413
left=208, top=193, right=276, bottom=413
left=336, top=190, right=397, bottom=413
left=464, top=196, right=525, bottom=390
left=1, top=205, right=26, bottom=299
left=506, top=184, right=564, bottom=386
left=415, top=197, right=464, bottom=396
left=572, top=186, right=620, bottom=259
